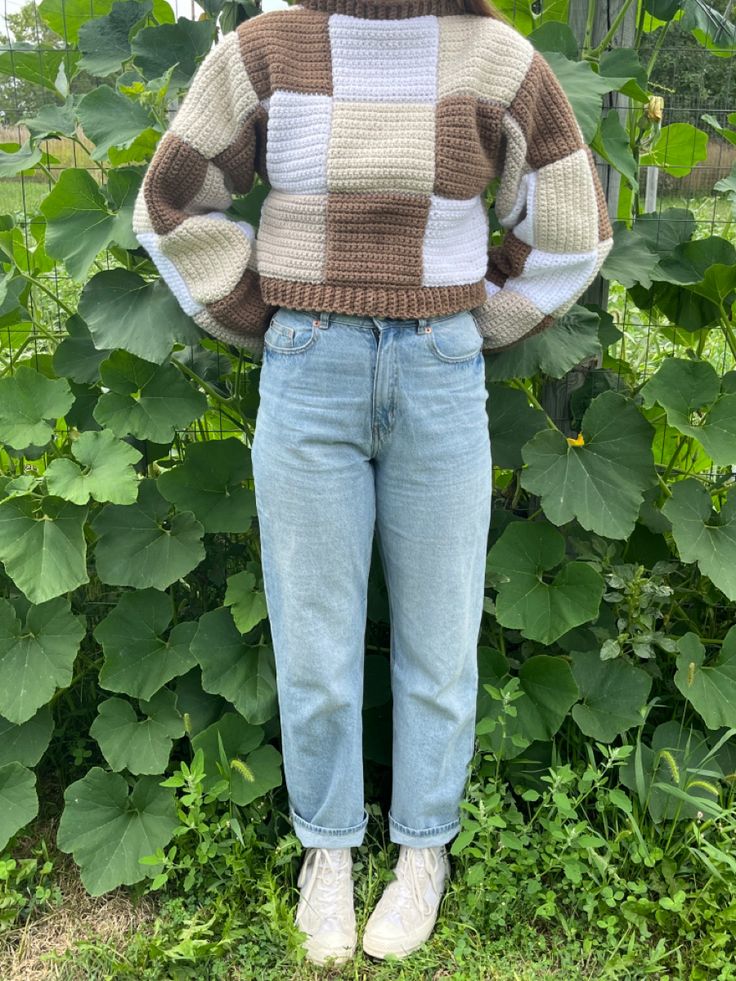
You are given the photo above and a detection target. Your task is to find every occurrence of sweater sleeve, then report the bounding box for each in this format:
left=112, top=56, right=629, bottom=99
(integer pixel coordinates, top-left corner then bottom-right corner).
left=471, top=47, right=614, bottom=354
left=131, top=26, right=274, bottom=360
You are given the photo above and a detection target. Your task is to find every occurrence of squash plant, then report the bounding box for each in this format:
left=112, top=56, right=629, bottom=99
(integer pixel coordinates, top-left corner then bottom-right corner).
left=0, top=0, right=734, bottom=895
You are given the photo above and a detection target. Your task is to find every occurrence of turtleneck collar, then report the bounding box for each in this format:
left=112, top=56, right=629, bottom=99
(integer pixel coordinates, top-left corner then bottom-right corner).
left=296, top=0, right=464, bottom=18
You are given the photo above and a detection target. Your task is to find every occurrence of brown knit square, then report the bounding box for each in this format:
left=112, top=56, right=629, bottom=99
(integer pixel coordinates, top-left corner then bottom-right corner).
left=434, top=95, right=494, bottom=199
left=325, top=192, right=430, bottom=286
left=240, top=9, right=333, bottom=99
left=511, top=50, right=582, bottom=170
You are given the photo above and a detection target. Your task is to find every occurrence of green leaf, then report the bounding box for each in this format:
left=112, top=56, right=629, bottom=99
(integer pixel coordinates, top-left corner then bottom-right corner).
left=190, top=711, right=282, bottom=804
left=93, top=350, right=207, bottom=443
left=192, top=608, right=278, bottom=725
left=486, top=385, right=548, bottom=470
left=486, top=522, right=604, bottom=644
left=90, top=689, right=185, bottom=774
left=662, top=479, right=736, bottom=600
left=78, top=269, right=201, bottom=366
left=78, top=0, right=152, bottom=76
left=542, top=52, right=613, bottom=144
left=520, top=390, right=657, bottom=540
left=0, top=495, right=89, bottom=604
left=675, top=629, right=736, bottom=730
left=45, top=429, right=141, bottom=504
left=476, top=647, right=578, bottom=760
left=0, top=705, right=54, bottom=767
left=223, top=570, right=268, bottom=635
left=641, top=357, right=736, bottom=466
left=157, top=438, right=256, bottom=533
left=485, top=305, right=602, bottom=381
left=0, top=596, right=86, bottom=725
left=131, top=18, right=216, bottom=88
left=39, top=169, right=116, bottom=281
left=56, top=767, right=178, bottom=895
left=76, top=86, right=157, bottom=162
left=570, top=649, right=652, bottom=742
left=53, top=314, right=113, bottom=384
left=640, top=123, right=708, bottom=177
left=0, top=763, right=38, bottom=851
left=39, top=0, right=114, bottom=43
left=94, top=587, right=197, bottom=700
left=0, top=363, right=74, bottom=449
left=90, top=478, right=205, bottom=589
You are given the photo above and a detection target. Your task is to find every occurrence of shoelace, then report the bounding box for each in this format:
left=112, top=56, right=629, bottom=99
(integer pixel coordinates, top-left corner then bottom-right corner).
left=299, top=848, right=352, bottom=920
left=384, top=847, right=443, bottom=919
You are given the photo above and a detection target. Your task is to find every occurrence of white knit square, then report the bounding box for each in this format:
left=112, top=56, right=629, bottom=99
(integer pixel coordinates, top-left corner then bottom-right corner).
left=503, top=247, right=601, bottom=315
left=422, top=194, right=489, bottom=286
left=327, top=101, right=436, bottom=193
left=328, top=14, right=439, bottom=103
left=266, top=91, right=333, bottom=194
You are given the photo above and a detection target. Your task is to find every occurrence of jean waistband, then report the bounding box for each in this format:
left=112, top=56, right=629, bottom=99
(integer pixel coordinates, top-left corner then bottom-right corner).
left=289, top=309, right=460, bottom=330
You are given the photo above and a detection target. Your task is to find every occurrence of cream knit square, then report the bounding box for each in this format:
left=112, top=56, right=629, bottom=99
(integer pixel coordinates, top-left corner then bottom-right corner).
left=327, top=102, right=436, bottom=194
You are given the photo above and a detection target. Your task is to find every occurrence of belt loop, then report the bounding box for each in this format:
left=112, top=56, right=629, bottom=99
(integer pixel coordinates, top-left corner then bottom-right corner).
left=417, top=316, right=429, bottom=333
left=316, top=310, right=331, bottom=330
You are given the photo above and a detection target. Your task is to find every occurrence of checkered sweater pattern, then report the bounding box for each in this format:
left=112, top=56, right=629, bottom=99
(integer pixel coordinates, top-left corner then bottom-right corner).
left=132, top=0, right=614, bottom=359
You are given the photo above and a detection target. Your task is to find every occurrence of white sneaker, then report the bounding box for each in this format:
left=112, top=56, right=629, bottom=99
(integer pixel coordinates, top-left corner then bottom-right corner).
left=294, top=846, right=357, bottom=965
left=362, top=844, right=451, bottom=960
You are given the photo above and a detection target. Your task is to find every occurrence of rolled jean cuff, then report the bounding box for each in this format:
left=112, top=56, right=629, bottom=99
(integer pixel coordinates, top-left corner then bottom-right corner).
left=289, top=803, right=369, bottom=848
left=388, top=810, right=461, bottom=847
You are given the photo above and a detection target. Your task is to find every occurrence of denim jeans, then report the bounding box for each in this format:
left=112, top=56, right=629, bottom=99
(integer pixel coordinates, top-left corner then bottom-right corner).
left=251, top=306, right=492, bottom=848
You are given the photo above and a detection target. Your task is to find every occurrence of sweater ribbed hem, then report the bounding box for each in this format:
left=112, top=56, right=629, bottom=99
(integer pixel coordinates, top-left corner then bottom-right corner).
left=260, top=277, right=488, bottom=319
left=297, top=0, right=464, bottom=18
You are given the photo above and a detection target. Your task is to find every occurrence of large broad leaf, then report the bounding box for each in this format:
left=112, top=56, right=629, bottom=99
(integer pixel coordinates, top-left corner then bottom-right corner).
left=94, top=587, right=197, bottom=700
left=131, top=18, right=215, bottom=88
left=91, top=478, right=205, bottom=590
left=93, top=350, right=207, bottom=444
left=486, top=384, right=548, bottom=470
left=486, top=522, right=604, bottom=644
left=0, top=596, right=86, bottom=725
left=173, top=668, right=229, bottom=738
left=675, top=628, right=736, bottom=730
left=620, top=721, right=723, bottom=823
left=641, top=357, right=736, bottom=466
left=157, top=438, right=256, bottom=533
left=39, top=0, right=113, bottom=43
left=44, top=428, right=141, bottom=504
left=0, top=363, right=74, bottom=450
left=56, top=767, right=178, bottom=896
left=77, top=86, right=157, bottom=162
left=640, top=123, right=708, bottom=177
left=79, top=269, right=201, bottom=366
left=90, top=689, right=185, bottom=774
left=39, top=169, right=116, bottom=281
left=521, top=390, right=657, bottom=540
left=0, top=763, right=38, bottom=851
left=476, top=646, right=579, bottom=760
left=190, top=711, right=283, bottom=805
left=542, top=52, right=614, bottom=144
left=0, top=706, right=54, bottom=767
left=0, top=495, right=89, bottom=604
left=78, top=0, right=152, bottom=76
left=223, top=570, right=269, bottom=636
left=662, top=479, right=736, bottom=600
left=53, top=314, right=113, bottom=385
left=0, top=47, right=74, bottom=92
left=570, top=649, right=652, bottom=742
left=192, top=608, right=278, bottom=725
left=603, top=222, right=661, bottom=290
left=485, top=305, right=601, bottom=381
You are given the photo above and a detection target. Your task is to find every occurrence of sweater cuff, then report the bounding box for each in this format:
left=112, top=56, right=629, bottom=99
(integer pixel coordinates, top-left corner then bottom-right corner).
left=470, top=283, right=556, bottom=353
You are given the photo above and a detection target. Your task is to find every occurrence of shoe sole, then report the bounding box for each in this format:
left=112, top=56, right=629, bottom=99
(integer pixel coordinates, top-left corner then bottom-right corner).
left=362, top=917, right=437, bottom=960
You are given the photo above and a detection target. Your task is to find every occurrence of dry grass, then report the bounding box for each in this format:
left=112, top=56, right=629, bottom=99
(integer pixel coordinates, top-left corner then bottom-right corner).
left=0, top=816, right=157, bottom=981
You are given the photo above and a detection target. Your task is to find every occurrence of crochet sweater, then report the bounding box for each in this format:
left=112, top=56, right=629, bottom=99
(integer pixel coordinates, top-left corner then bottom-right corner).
left=132, top=0, right=614, bottom=359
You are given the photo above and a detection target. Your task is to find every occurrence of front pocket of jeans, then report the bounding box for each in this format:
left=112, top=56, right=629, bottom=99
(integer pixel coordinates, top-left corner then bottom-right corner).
left=427, top=311, right=484, bottom=363
left=264, top=310, right=318, bottom=354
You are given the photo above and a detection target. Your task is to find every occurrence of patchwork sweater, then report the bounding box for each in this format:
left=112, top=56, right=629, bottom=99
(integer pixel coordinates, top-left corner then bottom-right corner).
left=132, top=0, right=614, bottom=359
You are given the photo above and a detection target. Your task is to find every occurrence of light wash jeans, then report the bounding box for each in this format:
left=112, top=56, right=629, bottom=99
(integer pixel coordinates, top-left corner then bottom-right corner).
left=251, top=306, right=492, bottom=849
